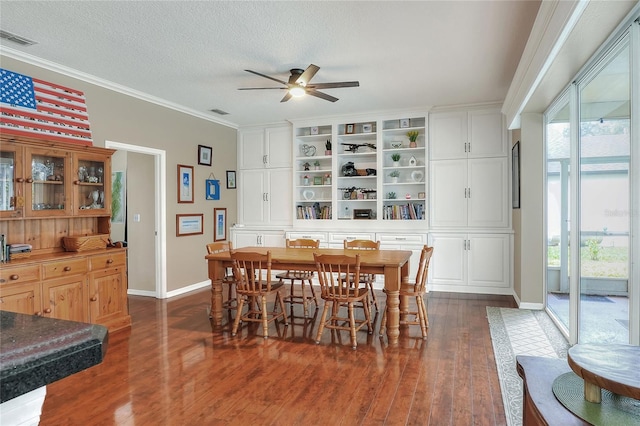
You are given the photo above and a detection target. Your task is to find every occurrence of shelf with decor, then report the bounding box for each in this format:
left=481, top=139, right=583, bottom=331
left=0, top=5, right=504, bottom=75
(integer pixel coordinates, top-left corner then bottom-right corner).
left=380, top=116, right=426, bottom=221
left=336, top=121, right=378, bottom=221
left=294, top=124, right=333, bottom=220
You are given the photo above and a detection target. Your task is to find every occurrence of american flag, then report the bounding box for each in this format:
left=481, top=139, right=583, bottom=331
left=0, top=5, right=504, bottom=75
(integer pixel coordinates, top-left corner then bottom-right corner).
left=0, top=68, right=93, bottom=146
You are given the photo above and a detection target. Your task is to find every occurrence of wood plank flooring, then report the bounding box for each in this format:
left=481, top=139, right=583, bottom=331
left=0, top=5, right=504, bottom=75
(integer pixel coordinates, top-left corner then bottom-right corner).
left=39, top=288, right=516, bottom=425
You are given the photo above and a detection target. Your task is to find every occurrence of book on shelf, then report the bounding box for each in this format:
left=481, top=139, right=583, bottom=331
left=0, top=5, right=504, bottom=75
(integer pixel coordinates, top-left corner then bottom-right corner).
left=382, top=203, right=424, bottom=220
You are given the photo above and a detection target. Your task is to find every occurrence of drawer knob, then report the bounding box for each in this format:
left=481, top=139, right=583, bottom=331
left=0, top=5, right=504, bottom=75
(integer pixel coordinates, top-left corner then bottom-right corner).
left=106, top=259, right=114, bottom=264
left=43, top=308, right=52, bottom=314
left=63, top=266, right=71, bottom=272
left=16, top=177, right=25, bottom=183
left=10, top=274, right=19, bottom=280
left=90, top=296, right=98, bottom=301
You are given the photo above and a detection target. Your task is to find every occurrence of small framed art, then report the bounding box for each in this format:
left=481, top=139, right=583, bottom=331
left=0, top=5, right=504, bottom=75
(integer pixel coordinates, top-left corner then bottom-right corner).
left=214, top=208, right=227, bottom=241
left=206, top=179, right=220, bottom=200
left=226, top=170, right=236, bottom=189
left=345, top=123, right=355, bottom=134
left=362, top=123, right=372, bottom=133
left=198, top=145, right=212, bottom=166
left=400, top=118, right=410, bottom=128
left=176, top=214, right=203, bottom=236
left=177, top=164, right=194, bottom=203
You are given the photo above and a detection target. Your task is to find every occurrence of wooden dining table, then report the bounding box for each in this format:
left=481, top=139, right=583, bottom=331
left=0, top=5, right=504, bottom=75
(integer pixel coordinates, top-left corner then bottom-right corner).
left=205, top=246, right=413, bottom=345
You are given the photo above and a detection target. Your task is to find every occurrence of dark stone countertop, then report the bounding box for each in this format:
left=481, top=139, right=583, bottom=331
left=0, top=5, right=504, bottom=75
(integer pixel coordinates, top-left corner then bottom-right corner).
left=0, top=311, right=108, bottom=403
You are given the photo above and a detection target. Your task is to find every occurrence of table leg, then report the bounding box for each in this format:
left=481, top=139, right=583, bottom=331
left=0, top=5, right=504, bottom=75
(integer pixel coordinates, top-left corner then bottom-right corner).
left=384, top=264, right=403, bottom=345
left=584, top=380, right=601, bottom=403
left=208, top=260, right=224, bottom=327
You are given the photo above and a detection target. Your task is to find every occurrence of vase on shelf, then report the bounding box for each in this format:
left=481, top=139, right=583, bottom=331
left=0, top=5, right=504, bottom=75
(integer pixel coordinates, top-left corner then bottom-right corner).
left=393, top=161, right=399, bottom=167
left=409, top=141, right=417, bottom=148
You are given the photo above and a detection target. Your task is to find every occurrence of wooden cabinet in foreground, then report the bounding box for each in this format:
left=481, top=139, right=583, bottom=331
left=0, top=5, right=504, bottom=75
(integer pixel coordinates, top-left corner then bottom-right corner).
left=0, top=134, right=130, bottom=332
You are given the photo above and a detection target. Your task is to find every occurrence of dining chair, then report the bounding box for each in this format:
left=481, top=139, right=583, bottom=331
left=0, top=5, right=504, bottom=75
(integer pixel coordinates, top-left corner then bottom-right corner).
left=343, top=239, right=381, bottom=311
left=206, top=241, right=237, bottom=310
left=313, top=252, right=372, bottom=349
left=230, top=250, right=288, bottom=338
left=276, top=238, right=320, bottom=317
left=379, top=245, right=434, bottom=339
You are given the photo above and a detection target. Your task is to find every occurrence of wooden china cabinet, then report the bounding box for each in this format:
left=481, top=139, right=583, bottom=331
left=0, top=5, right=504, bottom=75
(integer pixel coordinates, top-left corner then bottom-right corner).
left=0, top=135, right=130, bottom=332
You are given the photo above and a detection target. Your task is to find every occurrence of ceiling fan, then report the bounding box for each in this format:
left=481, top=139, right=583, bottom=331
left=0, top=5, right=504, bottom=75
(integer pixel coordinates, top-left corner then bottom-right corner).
left=238, top=64, right=359, bottom=103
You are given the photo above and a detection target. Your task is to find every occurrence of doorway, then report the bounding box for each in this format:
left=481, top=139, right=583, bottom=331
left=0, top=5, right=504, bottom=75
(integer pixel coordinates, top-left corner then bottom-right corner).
left=105, top=141, right=167, bottom=298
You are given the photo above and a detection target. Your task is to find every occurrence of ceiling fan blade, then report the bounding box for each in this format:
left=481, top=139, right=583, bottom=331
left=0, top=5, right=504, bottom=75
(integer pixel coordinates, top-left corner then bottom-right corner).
left=244, top=69, right=288, bottom=86
left=306, top=89, right=339, bottom=103
left=307, top=81, right=360, bottom=89
left=238, top=87, right=287, bottom=90
left=280, top=92, right=292, bottom=103
left=296, top=64, right=320, bottom=86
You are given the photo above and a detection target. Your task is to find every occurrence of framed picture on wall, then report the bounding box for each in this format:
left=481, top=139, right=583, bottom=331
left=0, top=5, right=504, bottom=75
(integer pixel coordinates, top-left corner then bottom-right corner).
left=512, top=142, right=520, bottom=209
left=176, top=214, right=203, bottom=236
left=177, top=164, right=194, bottom=203
left=226, top=170, right=236, bottom=189
left=198, top=145, right=212, bottom=166
left=214, top=208, right=227, bottom=241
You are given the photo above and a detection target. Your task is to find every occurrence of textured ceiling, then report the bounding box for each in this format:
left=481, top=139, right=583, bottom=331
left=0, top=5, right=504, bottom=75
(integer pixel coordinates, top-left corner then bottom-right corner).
left=0, top=1, right=541, bottom=128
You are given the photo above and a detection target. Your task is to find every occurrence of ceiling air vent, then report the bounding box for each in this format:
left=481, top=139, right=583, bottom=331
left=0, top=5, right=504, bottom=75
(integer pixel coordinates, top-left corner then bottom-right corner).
left=209, top=108, right=229, bottom=116
left=0, top=30, right=37, bottom=46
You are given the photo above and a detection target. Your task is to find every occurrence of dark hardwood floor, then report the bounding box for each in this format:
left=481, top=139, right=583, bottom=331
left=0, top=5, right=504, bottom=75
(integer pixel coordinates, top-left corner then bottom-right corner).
left=40, top=288, right=516, bottom=425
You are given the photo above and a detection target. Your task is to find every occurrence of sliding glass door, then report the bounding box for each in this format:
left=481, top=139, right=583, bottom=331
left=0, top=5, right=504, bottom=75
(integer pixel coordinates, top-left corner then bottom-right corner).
left=578, top=37, right=631, bottom=344
left=545, top=24, right=636, bottom=345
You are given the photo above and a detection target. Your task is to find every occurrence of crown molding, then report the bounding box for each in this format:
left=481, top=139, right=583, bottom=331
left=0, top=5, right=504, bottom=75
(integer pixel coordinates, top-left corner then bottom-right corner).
left=1, top=47, right=239, bottom=130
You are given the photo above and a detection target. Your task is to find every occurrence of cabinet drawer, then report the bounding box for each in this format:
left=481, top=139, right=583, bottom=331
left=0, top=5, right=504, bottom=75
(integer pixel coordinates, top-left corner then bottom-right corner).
left=328, top=232, right=375, bottom=244
left=377, top=233, right=427, bottom=244
left=43, top=258, right=88, bottom=280
left=286, top=231, right=328, bottom=242
left=0, top=264, right=41, bottom=285
left=91, top=252, right=126, bottom=270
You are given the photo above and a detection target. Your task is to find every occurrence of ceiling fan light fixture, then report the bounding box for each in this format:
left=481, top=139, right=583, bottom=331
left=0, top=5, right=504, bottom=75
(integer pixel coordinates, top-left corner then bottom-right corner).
left=289, top=86, right=305, bottom=97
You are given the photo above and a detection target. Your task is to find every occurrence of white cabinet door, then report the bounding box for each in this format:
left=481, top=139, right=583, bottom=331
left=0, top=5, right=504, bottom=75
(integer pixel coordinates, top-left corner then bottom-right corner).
left=429, top=233, right=466, bottom=286
left=238, top=129, right=266, bottom=169
left=238, top=170, right=267, bottom=224
left=429, top=111, right=467, bottom=160
left=238, top=126, right=292, bottom=170
left=429, top=233, right=509, bottom=289
left=267, top=168, right=292, bottom=225
left=430, top=159, right=467, bottom=227
left=239, top=169, right=292, bottom=226
left=233, top=231, right=261, bottom=248
left=467, top=157, right=509, bottom=228
left=232, top=230, right=286, bottom=248
left=467, top=234, right=509, bottom=288
left=430, top=109, right=506, bottom=160
left=265, top=127, right=292, bottom=169
left=468, top=109, right=507, bottom=158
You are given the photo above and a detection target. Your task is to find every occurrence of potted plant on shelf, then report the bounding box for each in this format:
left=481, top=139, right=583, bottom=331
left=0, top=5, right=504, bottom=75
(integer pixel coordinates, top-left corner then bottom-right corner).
left=391, top=153, right=401, bottom=167
left=325, top=140, right=332, bottom=155
left=387, top=191, right=396, bottom=199
left=407, top=131, right=419, bottom=148
left=313, top=160, right=320, bottom=170
left=389, top=170, right=400, bottom=183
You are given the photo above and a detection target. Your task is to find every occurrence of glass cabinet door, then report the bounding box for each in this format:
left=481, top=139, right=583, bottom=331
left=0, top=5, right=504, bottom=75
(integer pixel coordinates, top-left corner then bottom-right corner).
left=74, top=153, right=110, bottom=216
left=0, top=145, right=25, bottom=218
left=25, top=147, right=71, bottom=217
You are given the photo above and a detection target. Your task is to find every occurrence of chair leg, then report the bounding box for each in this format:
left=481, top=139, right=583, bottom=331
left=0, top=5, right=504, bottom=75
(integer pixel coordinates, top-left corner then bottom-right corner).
left=367, top=282, right=379, bottom=310
left=232, top=296, right=245, bottom=336
left=299, top=279, right=309, bottom=318
left=418, top=295, right=429, bottom=337
left=308, top=279, right=319, bottom=304
left=260, top=296, right=269, bottom=338
left=278, top=291, right=289, bottom=325
left=363, top=294, right=372, bottom=334
left=348, top=302, right=357, bottom=349
left=315, top=302, right=330, bottom=344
